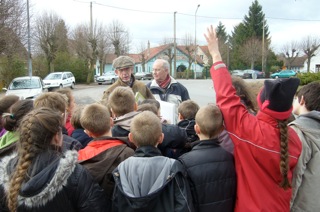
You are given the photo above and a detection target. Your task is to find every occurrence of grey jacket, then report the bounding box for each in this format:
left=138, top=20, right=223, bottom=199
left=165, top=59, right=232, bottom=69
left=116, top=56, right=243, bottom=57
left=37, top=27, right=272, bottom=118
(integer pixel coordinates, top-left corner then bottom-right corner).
left=289, top=111, right=320, bottom=212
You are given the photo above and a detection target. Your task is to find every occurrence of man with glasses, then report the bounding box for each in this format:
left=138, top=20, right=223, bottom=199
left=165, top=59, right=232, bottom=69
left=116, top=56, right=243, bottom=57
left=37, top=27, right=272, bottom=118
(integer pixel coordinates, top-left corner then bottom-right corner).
left=147, top=59, right=190, bottom=123
left=102, top=56, right=154, bottom=101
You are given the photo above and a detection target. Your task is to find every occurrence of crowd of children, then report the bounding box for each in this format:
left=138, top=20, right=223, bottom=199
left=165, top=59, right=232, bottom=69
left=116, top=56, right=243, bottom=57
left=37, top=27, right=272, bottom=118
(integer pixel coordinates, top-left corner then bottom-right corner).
left=0, top=25, right=319, bottom=211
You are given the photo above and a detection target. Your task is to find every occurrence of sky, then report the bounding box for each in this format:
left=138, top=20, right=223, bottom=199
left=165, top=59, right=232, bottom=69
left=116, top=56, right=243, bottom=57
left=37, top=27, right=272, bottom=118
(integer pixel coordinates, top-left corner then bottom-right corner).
left=30, top=0, right=320, bottom=54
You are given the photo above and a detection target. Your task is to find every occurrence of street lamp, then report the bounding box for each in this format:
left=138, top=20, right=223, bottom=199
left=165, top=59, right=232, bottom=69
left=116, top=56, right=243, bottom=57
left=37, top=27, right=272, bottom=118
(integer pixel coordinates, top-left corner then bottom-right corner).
left=194, top=4, right=200, bottom=79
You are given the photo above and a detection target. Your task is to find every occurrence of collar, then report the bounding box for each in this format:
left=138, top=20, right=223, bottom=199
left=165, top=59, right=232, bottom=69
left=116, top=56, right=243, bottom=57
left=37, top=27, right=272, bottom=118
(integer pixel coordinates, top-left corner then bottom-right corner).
left=134, top=145, right=162, bottom=157
left=191, top=138, right=220, bottom=149
left=256, top=111, right=279, bottom=128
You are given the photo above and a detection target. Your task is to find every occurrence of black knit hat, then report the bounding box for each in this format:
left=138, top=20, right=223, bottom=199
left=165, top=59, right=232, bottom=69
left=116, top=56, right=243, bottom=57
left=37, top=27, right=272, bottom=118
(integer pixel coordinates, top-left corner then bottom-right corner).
left=257, top=78, right=300, bottom=120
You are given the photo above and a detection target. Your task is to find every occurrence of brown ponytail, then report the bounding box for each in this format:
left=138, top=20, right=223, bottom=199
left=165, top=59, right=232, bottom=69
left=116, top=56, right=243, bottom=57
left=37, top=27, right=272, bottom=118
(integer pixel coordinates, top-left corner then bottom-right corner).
left=7, top=108, right=62, bottom=211
left=278, top=119, right=291, bottom=189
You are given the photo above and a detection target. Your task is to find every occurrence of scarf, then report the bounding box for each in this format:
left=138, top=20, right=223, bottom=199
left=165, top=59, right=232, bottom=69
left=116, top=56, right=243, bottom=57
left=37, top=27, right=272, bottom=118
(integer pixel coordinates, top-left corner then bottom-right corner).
left=157, top=74, right=171, bottom=89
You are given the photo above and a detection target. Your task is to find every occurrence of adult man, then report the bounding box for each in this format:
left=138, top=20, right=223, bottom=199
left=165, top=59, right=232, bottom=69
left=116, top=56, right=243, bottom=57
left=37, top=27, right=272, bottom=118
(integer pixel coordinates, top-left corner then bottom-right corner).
left=147, top=59, right=190, bottom=122
left=102, top=55, right=154, bottom=101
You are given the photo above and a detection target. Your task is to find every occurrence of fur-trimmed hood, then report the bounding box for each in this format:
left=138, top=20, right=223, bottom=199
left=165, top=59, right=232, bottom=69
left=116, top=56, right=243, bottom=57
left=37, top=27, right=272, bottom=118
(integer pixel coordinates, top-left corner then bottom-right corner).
left=0, top=150, right=78, bottom=209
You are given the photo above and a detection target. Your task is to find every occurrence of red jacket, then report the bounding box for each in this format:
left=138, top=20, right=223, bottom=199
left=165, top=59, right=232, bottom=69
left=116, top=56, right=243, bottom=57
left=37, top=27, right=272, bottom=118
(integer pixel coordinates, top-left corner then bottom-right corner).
left=210, top=62, right=301, bottom=212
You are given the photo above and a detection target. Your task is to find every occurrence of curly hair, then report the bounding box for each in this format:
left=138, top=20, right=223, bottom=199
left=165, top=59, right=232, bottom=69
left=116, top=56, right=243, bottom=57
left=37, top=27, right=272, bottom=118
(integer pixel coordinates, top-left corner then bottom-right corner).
left=7, top=107, right=62, bottom=211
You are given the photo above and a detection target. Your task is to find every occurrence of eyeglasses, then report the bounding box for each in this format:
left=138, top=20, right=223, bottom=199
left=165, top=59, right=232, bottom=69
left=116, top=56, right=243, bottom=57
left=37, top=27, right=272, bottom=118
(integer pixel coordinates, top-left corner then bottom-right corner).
left=152, top=68, right=164, bottom=72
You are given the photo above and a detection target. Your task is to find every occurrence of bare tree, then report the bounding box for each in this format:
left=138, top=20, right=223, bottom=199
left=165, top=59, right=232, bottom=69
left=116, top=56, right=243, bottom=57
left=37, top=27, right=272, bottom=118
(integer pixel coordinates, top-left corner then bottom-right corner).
left=71, top=21, right=109, bottom=83
left=300, top=36, right=320, bottom=72
left=34, top=12, right=68, bottom=74
left=0, top=0, right=28, bottom=83
left=181, top=33, right=195, bottom=79
left=280, top=41, right=299, bottom=69
left=106, top=20, right=131, bottom=57
left=136, top=41, right=149, bottom=73
left=240, top=37, right=262, bottom=69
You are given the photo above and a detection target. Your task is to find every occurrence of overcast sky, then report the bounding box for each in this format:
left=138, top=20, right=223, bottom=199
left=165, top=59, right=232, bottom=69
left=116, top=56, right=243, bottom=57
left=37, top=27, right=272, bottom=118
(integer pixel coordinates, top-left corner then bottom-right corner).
left=30, top=0, right=320, bottom=54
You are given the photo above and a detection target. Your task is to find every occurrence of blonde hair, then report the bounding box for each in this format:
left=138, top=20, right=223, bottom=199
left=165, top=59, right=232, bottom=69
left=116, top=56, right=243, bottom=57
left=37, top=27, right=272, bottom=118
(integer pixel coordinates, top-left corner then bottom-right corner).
left=70, top=104, right=85, bottom=129
left=178, top=100, right=200, bottom=120
left=7, top=107, right=62, bottom=211
left=108, top=87, right=135, bottom=116
left=34, top=92, right=67, bottom=114
left=130, top=111, right=162, bottom=147
left=80, top=103, right=111, bottom=137
left=55, top=88, right=73, bottom=108
left=196, top=104, right=223, bottom=139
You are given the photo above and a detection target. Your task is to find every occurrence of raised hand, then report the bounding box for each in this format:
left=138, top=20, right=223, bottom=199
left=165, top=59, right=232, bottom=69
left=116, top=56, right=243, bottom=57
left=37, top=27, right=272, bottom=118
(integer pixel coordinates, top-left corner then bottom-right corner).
left=204, top=25, right=222, bottom=64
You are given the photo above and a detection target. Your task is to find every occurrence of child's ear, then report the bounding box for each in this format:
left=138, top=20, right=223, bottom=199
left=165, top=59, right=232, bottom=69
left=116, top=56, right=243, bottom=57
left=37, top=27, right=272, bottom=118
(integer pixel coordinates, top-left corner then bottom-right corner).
left=194, top=124, right=201, bottom=135
left=109, top=117, right=114, bottom=128
left=157, top=133, right=164, bottom=145
left=178, top=113, right=184, bottom=121
left=299, top=96, right=305, bottom=106
left=128, top=132, right=136, bottom=145
left=134, top=102, right=138, bottom=111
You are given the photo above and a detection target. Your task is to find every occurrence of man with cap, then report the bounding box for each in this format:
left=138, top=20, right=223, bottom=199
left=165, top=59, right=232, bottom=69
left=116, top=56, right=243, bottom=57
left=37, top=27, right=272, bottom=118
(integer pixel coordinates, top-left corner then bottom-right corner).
left=204, top=25, right=301, bottom=211
left=102, top=55, right=154, bottom=101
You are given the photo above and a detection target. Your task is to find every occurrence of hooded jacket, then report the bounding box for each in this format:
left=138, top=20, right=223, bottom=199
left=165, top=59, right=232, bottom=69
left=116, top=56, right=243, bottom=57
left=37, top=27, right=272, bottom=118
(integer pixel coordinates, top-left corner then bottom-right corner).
left=289, top=111, right=320, bottom=212
left=112, top=111, right=141, bottom=137
left=112, top=146, right=194, bottom=212
left=0, top=149, right=110, bottom=212
left=210, top=62, right=301, bottom=212
left=78, top=136, right=135, bottom=200
left=179, top=139, right=236, bottom=212
left=102, top=74, right=154, bottom=101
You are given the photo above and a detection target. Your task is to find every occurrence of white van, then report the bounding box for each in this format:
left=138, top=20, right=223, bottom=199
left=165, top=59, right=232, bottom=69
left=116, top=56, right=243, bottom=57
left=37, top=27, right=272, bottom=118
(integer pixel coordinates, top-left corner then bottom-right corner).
left=43, top=72, right=76, bottom=90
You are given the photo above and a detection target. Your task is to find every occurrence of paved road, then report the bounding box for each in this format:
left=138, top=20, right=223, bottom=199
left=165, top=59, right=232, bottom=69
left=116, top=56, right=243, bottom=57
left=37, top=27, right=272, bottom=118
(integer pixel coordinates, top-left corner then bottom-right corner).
left=1, top=78, right=265, bottom=107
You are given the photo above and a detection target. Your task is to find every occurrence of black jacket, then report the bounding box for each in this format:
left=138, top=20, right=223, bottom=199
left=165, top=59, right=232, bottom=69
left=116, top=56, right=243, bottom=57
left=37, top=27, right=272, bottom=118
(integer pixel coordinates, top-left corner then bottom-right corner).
left=62, top=127, right=83, bottom=151
left=0, top=148, right=110, bottom=212
left=112, top=146, right=194, bottom=212
left=179, top=139, right=236, bottom=212
left=71, top=128, right=93, bottom=148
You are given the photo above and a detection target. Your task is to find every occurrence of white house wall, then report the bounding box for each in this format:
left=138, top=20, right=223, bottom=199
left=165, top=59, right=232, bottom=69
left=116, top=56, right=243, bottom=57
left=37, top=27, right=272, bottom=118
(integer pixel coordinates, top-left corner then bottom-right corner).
left=302, top=54, right=320, bottom=73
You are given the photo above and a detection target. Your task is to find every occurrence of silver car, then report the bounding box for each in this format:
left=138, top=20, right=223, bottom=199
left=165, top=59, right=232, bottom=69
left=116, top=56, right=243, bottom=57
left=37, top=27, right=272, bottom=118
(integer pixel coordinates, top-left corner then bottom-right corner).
left=3, top=76, right=48, bottom=99
left=96, top=72, right=119, bottom=85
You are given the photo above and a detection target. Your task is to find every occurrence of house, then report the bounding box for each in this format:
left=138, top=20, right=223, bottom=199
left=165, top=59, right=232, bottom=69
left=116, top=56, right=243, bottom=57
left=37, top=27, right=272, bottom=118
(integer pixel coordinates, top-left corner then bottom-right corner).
left=99, top=43, right=207, bottom=78
left=278, top=55, right=307, bottom=72
left=302, top=54, right=320, bottom=73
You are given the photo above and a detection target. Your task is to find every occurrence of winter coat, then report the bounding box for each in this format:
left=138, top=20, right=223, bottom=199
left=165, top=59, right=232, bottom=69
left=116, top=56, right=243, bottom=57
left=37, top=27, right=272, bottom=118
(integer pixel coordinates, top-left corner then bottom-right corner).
left=112, top=146, right=194, bottom=212
left=112, top=111, right=141, bottom=137
left=289, top=111, right=320, bottom=212
left=62, top=127, right=83, bottom=151
left=0, top=131, right=18, bottom=159
left=177, top=119, right=199, bottom=143
left=78, top=136, right=135, bottom=200
left=0, top=148, right=110, bottom=212
left=210, top=62, right=302, bottom=212
left=179, top=139, right=236, bottom=212
left=147, top=77, right=190, bottom=122
left=102, top=74, right=154, bottom=101
left=71, top=128, right=93, bottom=148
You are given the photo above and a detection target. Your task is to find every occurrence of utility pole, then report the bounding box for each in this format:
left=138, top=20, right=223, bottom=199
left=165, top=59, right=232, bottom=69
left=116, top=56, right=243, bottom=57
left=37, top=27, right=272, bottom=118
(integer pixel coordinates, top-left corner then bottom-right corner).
left=174, top=11, right=177, bottom=78
left=194, top=4, right=200, bottom=79
left=27, top=0, right=32, bottom=77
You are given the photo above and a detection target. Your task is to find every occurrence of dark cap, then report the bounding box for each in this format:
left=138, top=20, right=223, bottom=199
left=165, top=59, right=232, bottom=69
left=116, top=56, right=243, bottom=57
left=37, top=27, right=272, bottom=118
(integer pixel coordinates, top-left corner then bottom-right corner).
left=112, top=56, right=135, bottom=69
left=257, top=78, right=300, bottom=120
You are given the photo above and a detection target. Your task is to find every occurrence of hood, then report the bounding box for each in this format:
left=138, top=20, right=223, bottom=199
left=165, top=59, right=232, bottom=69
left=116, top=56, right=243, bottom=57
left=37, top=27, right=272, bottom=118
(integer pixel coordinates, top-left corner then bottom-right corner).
left=0, top=150, right=78, bottom=208
left=6, top=88, right=43, bottom=100
left=113, top=111, right=141, bottom=131
left=117, top=156, right=176, bottom=198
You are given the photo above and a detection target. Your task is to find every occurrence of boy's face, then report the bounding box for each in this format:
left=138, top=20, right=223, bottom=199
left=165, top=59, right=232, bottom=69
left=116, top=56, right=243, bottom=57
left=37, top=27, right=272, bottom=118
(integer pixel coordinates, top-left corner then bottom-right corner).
left=292, top=95, right=301, bottom=115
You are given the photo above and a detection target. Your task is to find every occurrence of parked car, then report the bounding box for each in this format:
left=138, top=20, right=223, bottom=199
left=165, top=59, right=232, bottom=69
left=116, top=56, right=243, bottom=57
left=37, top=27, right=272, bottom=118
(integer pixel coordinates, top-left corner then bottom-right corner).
left=134, top=72, right=153, bottom=80
left=43, top=71, right=76, bottom=90
left=96, top=72, right=119, bottom=85
left=2, top=76, right=48, bottom=99
left=270, top=70, right=297, bottom=79
left=231, top=70, right=245, bottom=78
left=242, top=69, right=265, bottom=79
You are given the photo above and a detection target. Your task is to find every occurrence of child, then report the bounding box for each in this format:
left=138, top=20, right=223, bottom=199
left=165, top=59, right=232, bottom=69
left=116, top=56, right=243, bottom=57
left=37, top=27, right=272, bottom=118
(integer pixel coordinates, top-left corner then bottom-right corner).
left=290, top=81, right=320, bottom=211
left=0, top=107, right=109, bottom=211
left=56, top=88, right=76, bottom=136
left=108, top=86, right=140, bottom=137
left=179, top=104, right=236, bottom=211
left=78, top=103, right=135, bottom=201
left=0, top=100, right=34, bottom=159
left=0, top=95, right=19, bottom=138
left=204, top=25, right=301, bottom=211
left=112, top=111, right=194, bottom=212
left=70, top=104, right=92, bottom=148
left=177, top=100, right=200, bottom=143
left=34, top=92, right=82, bottom=151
